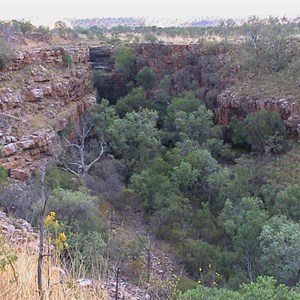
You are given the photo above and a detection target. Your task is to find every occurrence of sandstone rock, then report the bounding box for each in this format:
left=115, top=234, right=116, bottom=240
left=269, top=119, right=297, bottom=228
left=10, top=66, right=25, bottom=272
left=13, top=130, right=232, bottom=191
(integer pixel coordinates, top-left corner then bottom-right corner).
left=42, top=85, right=52, bottom=96
left=32, top=130, right=54, bottom=147
left=3, top=143, right=17, bottom=156
left=29, top=148, right=41, bottom=157
left=18, top=139, right=35, bottom=150
left=5, top=136, right=17, bottom=143
left=2, top=156, right=20, bottom=169
left=11, top=168, right=30, bottom=181
left=16, top=219, right=33, bottom=232
left=15, top=52, right=25, bottom=60
left=216, top=91, right=300, bottom=138
left=0, top=89, right=22, bottom=111
left=24, top=88, right=43, bottom=102
left=0, top=211, right=6, bottom=219
left=2, top=222, right=15, bottom=234
left=34, top=74, right=53, bottom=82
left=77, top=278, right=93, bottom=287
left=0, top=46, right=94, bottom=179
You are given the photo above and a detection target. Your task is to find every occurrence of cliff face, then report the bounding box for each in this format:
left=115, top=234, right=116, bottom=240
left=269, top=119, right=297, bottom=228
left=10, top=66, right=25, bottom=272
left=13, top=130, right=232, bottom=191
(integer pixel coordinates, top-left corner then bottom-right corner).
left=0, top=46, right=95, bottom=180
left=90, top=43, right=300, bottom=138
left=90, top=43, right=237, bottom=103
left=215, top=92, right=300, bottom=138
left=2, top=43, right=299, bottom=180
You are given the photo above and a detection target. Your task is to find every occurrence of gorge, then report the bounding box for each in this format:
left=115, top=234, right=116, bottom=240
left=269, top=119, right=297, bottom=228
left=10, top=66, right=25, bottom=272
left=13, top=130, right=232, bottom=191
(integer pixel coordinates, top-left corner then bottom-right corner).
left=0, top=42, right=299, bottom=180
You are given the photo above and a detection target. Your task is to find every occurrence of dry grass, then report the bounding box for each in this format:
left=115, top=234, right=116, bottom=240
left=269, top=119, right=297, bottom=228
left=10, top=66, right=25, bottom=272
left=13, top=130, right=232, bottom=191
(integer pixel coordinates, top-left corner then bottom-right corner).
left=264, top=142, right=300, bottom=186
left=26, top=114, right=52, bottom=131
left=0, top=242, right=107, bottom=300
left=230, top=68, right=300, bottom=102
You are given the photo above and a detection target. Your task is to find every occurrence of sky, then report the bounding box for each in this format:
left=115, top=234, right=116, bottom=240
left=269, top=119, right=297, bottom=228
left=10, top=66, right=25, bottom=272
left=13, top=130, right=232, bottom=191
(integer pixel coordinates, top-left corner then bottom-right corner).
left=0, top=0, right=299, bottom=27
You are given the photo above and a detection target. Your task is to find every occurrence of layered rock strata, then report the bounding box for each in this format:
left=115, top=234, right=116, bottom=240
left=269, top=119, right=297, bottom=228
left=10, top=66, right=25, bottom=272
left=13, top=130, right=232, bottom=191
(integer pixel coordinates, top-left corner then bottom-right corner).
left=216, top=92, right=300, bottom=138
left=0, top=46, right=95, bottom=180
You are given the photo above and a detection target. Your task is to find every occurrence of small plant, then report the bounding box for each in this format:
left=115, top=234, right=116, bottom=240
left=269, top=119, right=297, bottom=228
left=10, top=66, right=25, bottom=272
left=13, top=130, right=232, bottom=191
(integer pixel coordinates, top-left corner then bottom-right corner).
left=144, top=33, right=158, bottom=43
left=44, top=211, right=68, bottom=253
left=0, top=235, right=18, bottom=283
left=148, top=275, right=181, bottom=299
left=0, top=166, right=8, bottom=185
left=62, top=54, right=73, bottom=69
left=136, top=67, right=156, bottom=91
left=0, top=38, right=14, bottom=70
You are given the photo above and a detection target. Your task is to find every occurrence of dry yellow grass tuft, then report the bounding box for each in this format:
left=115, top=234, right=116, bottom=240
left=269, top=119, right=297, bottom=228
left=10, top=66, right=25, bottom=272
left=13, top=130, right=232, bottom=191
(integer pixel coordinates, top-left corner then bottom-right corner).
left=0, top=243, right=107, bottom=300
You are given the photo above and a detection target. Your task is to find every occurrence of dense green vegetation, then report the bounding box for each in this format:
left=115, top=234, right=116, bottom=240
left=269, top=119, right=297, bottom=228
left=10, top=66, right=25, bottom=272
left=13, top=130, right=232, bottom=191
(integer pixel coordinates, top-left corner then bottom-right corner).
left=1, top=16, right=300, bottom=298
left=89, top=55, right=293, bottom=292
left=87, top=27, right=300, bottom=294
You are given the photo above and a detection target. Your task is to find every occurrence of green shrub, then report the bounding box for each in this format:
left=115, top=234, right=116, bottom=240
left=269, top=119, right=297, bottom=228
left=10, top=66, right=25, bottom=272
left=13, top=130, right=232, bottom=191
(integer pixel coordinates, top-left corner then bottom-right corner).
left=45, top=165, right=80, bottom=190
left=115, top=87, right=150, bottom=116
left=42, top=188, right=104, bottom=233
left=144, top=33, right=158, bottom=43
left=64, top=230, right=106, bottom=275
left=177, top=276, right=300, bottom=300
left=0, top=38, right=14, bottom=69
left=114, top=46, right=135, bottom=76
left=176, top=276, right=197, bottom=293
left=230, top=110, right=288, bottom=153
left=62, top=54, right=73, bottom=68
left=0, top=166, right=8, bottom=186
left=136, top=66, right=156, bottom=90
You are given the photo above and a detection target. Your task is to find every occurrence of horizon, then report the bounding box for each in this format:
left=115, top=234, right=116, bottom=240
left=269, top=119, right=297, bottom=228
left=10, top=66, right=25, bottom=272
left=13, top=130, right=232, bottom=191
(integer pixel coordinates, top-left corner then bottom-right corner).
left=0, top=1, right=300, bottom=27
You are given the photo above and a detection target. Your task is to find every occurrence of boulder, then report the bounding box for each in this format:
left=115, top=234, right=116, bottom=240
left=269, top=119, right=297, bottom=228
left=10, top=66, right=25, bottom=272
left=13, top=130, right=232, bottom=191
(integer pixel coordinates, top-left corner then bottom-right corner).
left=1, top=222, right=15, bottom=234
left=77, top=278, right=93, bottom=287
left=0, top=211, right=6, bottom=219
left=5, top=136, right=17, bottom=143
left=0, top=89, right=22, bottom=111
left=24, top=88, right=43, bottom=102
left=18, top=139, right=35, bottom=150
left=11, top=168, right=30, bottom=181
left=33, top=73, right=53, bottom=82
left=3, top=143, right=17, bottom=156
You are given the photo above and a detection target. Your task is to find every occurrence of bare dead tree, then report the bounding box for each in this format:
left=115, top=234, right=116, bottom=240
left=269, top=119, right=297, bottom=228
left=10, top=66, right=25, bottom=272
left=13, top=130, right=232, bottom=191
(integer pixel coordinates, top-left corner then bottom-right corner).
left=37, top=167, right=49, bottom=300
left=58, top=116, right=106, bottom=183
left=136, top=232, right=154, bottom=283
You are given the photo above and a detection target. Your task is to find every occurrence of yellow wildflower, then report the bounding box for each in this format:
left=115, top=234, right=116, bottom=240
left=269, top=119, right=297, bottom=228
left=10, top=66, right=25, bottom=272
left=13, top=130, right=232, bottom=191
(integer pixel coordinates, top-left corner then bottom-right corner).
left=59, top=232, right=67, bottom=242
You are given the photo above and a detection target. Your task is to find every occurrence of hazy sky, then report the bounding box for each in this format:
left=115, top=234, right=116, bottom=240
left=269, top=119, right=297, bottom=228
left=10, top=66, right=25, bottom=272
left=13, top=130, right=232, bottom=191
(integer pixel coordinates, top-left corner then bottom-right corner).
left=0, top=0, right=299, bottom=26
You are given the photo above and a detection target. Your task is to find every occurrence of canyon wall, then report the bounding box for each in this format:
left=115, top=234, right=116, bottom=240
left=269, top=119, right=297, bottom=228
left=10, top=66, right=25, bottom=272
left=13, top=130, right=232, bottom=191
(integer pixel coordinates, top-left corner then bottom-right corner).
left=215, top=92, right=300, bottom=138
left=1, top=42, right=299, bottom=180
left=0, top=46, right=95, bottom=180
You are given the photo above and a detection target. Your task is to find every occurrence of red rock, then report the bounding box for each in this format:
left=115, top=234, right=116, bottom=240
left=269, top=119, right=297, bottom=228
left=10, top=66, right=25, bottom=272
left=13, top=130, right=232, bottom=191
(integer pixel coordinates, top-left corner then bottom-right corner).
left=11, top=168, right=29, bottom=181
left=23, top=88, right=43, bottom=102
left=3, top=143, right=17, bottom=157
left=18, top=139, right=35, bottom=149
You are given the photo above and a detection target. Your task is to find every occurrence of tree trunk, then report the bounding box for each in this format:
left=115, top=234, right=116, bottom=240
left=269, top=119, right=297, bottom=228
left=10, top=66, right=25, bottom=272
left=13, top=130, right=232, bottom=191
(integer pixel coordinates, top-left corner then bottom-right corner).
left=37, top=169, right=47, bottom=300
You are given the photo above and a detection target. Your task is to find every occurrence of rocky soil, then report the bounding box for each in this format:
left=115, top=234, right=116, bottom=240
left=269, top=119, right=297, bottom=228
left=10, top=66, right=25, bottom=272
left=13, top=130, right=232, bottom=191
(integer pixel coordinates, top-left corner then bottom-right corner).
left=0, top=46, right=95, bottom=180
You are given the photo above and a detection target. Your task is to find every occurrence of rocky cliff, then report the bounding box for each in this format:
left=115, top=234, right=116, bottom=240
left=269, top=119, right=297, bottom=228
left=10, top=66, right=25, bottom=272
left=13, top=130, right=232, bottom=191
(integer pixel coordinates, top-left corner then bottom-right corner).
left=0, top=46, right=95, bottom=180
left=215, top=91, right=300, bottom=138
left=2, top=42, right=299, bottom=181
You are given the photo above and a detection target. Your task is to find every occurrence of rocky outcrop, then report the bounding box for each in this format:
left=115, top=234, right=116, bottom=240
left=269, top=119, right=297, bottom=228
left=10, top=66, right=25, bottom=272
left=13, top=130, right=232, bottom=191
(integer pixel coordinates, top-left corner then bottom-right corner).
left=5, top=47, right=89, bottom=71
left=89, top=46, right=114, bottom=71
left=0, top=46, right=95, bottom=180
left=215, top=92, right=300, bottom=138
left=0, top=210, right=39, bottom=248
left=89, top=43, right=235, bottom=103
